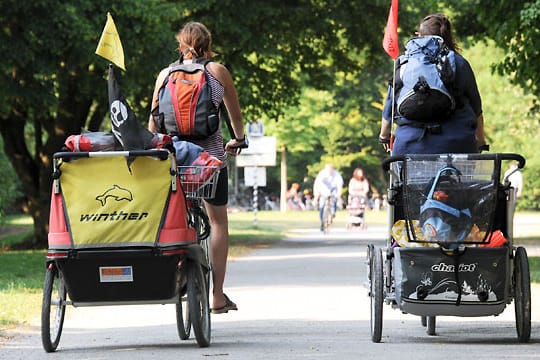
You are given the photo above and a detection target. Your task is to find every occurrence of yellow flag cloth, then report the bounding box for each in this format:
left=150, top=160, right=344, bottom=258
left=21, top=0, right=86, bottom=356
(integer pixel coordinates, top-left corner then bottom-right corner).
left=95, top=12, right=126, bottom=70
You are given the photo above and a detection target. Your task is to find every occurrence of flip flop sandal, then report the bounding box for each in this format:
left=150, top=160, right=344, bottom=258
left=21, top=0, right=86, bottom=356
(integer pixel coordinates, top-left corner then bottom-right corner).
left=211, top=294, right=238, bottom=314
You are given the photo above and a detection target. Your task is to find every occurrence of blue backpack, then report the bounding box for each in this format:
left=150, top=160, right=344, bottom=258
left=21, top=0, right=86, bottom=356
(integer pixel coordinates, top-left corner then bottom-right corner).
left=394, top=36, right=456, bottom=122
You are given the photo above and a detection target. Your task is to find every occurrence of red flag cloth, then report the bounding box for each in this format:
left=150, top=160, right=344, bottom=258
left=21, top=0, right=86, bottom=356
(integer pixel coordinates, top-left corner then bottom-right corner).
left=382, top=0, right=399, bottom=59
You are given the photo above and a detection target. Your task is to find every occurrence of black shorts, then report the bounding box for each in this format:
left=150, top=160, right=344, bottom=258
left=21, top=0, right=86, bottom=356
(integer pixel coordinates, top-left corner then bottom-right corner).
left=205, top=167, right=228, bottom=206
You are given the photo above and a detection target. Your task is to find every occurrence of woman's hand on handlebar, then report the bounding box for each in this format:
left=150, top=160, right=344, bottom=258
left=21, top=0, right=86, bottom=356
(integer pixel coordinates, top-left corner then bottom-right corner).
left=379, top=134, right=393, bottom=153
left=225, top=136, right=248, bottom=156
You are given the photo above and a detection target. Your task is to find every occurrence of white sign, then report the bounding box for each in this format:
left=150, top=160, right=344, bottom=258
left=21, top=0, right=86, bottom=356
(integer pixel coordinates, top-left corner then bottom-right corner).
left=236, top=136, right=277, bottom=167
left=247, top=120, right=264, bottom=137
left=244, top=167, right=266, bottom=187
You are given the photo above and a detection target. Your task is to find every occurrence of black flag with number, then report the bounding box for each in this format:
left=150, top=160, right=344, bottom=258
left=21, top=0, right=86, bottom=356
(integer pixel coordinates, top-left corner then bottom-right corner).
left=108, top=65, right=153, bottom=151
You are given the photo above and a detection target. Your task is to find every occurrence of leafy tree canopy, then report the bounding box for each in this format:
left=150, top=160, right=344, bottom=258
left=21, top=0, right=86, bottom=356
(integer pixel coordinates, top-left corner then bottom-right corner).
left=0, top=0, right=413, bottom=245
left=1, top=0, right=539, bottom=246
left=446, top=0, right=540, bottom=109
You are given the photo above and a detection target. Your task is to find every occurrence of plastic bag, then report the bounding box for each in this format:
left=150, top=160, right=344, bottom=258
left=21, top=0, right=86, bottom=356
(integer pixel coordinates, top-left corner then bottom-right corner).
left=65, top=131, right=173, bottom=152
left=64, top=132, right=118, bottom=152
left=179, top=152, right=222, bottom=193
left=147, top=133, right=173, bottom=149
left=392, top=219, right=485, bottom=248
left=479, top=230, right=507, bottom=248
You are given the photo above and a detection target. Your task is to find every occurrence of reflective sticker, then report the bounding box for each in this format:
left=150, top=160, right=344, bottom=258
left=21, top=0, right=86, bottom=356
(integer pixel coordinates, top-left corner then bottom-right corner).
left=99, top=266, right=133, bottom=282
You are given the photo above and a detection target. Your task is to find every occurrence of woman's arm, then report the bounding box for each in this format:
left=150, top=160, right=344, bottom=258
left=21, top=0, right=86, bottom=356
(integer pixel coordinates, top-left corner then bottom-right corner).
left=459, top=56, right=486, bottom=149
left=475, top=113, right=486, bottom=148
left=379, top=85, right=394, bottom=151
left=148, top=68, right=169, bottom=132
left=206, top=63, right=243, bottom=133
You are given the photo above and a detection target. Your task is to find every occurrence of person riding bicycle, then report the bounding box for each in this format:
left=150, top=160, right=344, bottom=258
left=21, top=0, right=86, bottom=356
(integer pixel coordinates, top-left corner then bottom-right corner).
left=313, top=164, right=343, bottom=231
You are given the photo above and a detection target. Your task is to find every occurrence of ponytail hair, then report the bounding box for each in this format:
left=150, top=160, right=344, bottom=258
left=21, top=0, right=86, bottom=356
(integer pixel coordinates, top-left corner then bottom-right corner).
left=418, top=13, right=460, bottom=53
left=176, top=21, right=217, bottom=59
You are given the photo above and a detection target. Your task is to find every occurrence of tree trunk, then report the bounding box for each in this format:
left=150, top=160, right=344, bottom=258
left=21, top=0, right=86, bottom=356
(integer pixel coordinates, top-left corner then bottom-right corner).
left=0, top=109, right=84, bottom=248
left=0, top=114, right=44, bottom=246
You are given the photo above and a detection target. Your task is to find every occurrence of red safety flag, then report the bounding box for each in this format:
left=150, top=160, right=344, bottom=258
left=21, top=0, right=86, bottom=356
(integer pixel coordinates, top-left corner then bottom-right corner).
left=382, top=0, right=399, bottom=59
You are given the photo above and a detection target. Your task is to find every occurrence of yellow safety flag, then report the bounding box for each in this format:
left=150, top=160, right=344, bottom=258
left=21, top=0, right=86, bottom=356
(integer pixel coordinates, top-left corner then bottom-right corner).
left=95, top=12, right=126, bottom=71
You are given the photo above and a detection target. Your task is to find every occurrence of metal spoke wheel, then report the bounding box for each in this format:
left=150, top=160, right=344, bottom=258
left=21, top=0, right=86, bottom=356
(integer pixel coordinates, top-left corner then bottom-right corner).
left=366, top=244, right=374, bottom=285
left=41, top=264, right=67, bottom=353
left=322, top=200, right=332, bottom=234
left=193, top=203, right=212, bottom=287
left=514, top=246, right=531, bottom=343
left=176, top=292, right=191, bottom=340
left=370, top=247, right=384, bottom=343
left=187, top=261, right=211, bottom=347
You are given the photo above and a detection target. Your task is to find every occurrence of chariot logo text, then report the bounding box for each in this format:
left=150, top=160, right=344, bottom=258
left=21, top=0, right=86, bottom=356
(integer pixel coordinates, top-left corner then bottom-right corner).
left=431, top=262, right=477, bottom=272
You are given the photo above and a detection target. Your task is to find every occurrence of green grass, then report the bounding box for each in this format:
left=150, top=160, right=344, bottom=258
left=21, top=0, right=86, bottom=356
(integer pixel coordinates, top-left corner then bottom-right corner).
left=529, top=257, right=540, bottom=283
left=0, top=251, right=44, bottom=329
left=0, top=214, right=33, bottom=249
left=0, top=210, right=539, bottom=331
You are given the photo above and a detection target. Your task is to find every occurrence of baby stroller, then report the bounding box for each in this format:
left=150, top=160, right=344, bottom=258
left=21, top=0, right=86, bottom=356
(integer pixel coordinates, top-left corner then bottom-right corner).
left=367, top=153, right=530, bottom=343
left=42, top=149, right=219, bottom=352
left=346, top=195, right=367, bottom=230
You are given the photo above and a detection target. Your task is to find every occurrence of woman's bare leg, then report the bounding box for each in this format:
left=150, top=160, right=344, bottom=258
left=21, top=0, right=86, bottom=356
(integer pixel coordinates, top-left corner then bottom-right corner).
left=204, top=202, right=230, bottom=309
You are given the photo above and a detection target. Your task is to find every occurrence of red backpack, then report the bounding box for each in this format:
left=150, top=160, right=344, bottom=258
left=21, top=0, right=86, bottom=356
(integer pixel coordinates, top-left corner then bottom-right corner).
left=151, top=59, right=220, bottom=139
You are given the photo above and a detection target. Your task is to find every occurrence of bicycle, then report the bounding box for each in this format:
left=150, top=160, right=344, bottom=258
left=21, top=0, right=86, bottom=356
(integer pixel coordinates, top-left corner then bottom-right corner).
left=321, top=194, right=337, bottom=234
left=176, top=164, right=221, bottom=347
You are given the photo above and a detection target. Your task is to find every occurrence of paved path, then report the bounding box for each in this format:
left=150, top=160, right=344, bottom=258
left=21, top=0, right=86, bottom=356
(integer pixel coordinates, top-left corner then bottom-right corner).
left=2, top=224, right=540, bottom=359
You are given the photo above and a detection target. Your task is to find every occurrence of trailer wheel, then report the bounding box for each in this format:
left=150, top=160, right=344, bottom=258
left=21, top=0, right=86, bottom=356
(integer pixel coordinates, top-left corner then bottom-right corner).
left=41, top=265, right=66, bottom=353
left=370, top=247, right=384, bottom=343
left=176, top=291, right=191, bottom=340
left=188, top=261, right=211, bottom=347
left=514, top=246, right=531, bottom=343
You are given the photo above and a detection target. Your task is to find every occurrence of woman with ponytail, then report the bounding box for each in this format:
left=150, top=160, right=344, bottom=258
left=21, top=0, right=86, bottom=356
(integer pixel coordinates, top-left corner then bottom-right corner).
left=379, top=13, right=487, bottom=155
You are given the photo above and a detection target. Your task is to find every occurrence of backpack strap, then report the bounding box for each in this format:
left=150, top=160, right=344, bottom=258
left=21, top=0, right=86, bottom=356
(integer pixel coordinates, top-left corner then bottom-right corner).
left=392, top=57, right=405, bottom=92
left=220, top=103, right=238, bottom=140
left=195, top=57, right=211, bottom=66
left=198, top=58, right=237, bottom=140
left=394, top=117, right=442, bottom=133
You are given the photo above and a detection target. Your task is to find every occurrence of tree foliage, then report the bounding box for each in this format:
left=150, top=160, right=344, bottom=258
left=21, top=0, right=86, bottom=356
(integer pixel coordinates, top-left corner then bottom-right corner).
left=444, top=0, right=540, bottom=209
left=0, top=0, right=183, bottom=245
left=1, top=0, right=539, bottom=246
left=478, top=0, right=540, bottom=105
left=446, top=0, right=540, bottom=109
left=1, top=0, right=416, bottom=245
left=462, top=41, right=539, bottom=210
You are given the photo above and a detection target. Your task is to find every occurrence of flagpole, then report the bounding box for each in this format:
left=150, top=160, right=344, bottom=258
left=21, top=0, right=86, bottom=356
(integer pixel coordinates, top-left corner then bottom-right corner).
left=382, top=0, right=398, bottom=153
left=390, top=59, right=396, bottom=155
